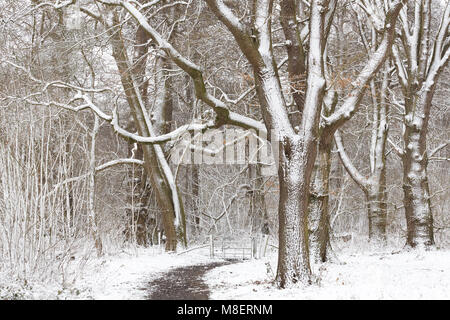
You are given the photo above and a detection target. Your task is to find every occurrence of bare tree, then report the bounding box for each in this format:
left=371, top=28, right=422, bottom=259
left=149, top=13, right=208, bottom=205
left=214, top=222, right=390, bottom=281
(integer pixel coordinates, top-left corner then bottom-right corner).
left=334, top=66, right=390, bottom=242
left=309, top=0, right=405, bottom=261
left=389, top=0, right=449, bottom=247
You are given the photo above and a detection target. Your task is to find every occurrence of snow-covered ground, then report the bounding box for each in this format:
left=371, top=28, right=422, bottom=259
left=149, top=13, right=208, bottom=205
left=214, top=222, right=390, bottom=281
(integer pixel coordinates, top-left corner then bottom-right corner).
left=0, top=246, right=217, bottom=300
left=2, top=245, right=449, bottom=299
left=205, top=247, right=450, bottom=300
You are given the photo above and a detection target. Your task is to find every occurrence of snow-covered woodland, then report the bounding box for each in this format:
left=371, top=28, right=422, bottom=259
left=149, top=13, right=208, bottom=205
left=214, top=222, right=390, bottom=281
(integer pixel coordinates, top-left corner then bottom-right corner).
left=0, top=0, right=449, bottom=300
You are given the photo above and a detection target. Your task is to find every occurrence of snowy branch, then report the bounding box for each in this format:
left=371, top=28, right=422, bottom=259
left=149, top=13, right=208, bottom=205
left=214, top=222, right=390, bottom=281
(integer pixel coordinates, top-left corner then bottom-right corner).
left=118, top=0, right=266, bottom=133
left=95, top=158, right=145, bottom=172
left=49, top=158, right=144, bottom=196
left=335, top=130, right=369, bottom=190
left=322, top=0, right=405, bottom=133
left=387, top=137, right=405, bottom=157
left=429, top=141, right=449, bottom=158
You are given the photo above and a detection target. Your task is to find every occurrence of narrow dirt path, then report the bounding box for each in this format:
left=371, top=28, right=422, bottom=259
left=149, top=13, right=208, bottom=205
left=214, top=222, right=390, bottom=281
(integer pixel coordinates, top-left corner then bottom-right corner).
left=147, top=260, right=235, bottom=300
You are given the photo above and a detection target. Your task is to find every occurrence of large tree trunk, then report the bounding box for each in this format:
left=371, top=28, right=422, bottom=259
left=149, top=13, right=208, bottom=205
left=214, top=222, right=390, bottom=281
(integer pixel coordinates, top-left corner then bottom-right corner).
left=274, top=0, right=327, bottom=287
left=401, top=118, right=434, bottom=247
left=276, top=137, right=313, bottom=287
left=309, top=141, right=332, bottom=262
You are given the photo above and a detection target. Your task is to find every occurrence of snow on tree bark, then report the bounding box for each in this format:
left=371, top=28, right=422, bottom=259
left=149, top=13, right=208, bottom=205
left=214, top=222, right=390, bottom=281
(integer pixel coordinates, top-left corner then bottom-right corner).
left=309, top=140, right=332, bottom=263
left=309, top=0, right=405, bottom=258
left=391, top=0, right=449, bottom=248
left=109, top=13, right=182, bottom=251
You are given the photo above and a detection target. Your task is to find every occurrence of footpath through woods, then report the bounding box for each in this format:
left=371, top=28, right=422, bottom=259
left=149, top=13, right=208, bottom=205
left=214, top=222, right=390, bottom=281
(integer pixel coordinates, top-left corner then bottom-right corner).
left=147, top=260, right=236, bottom=300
